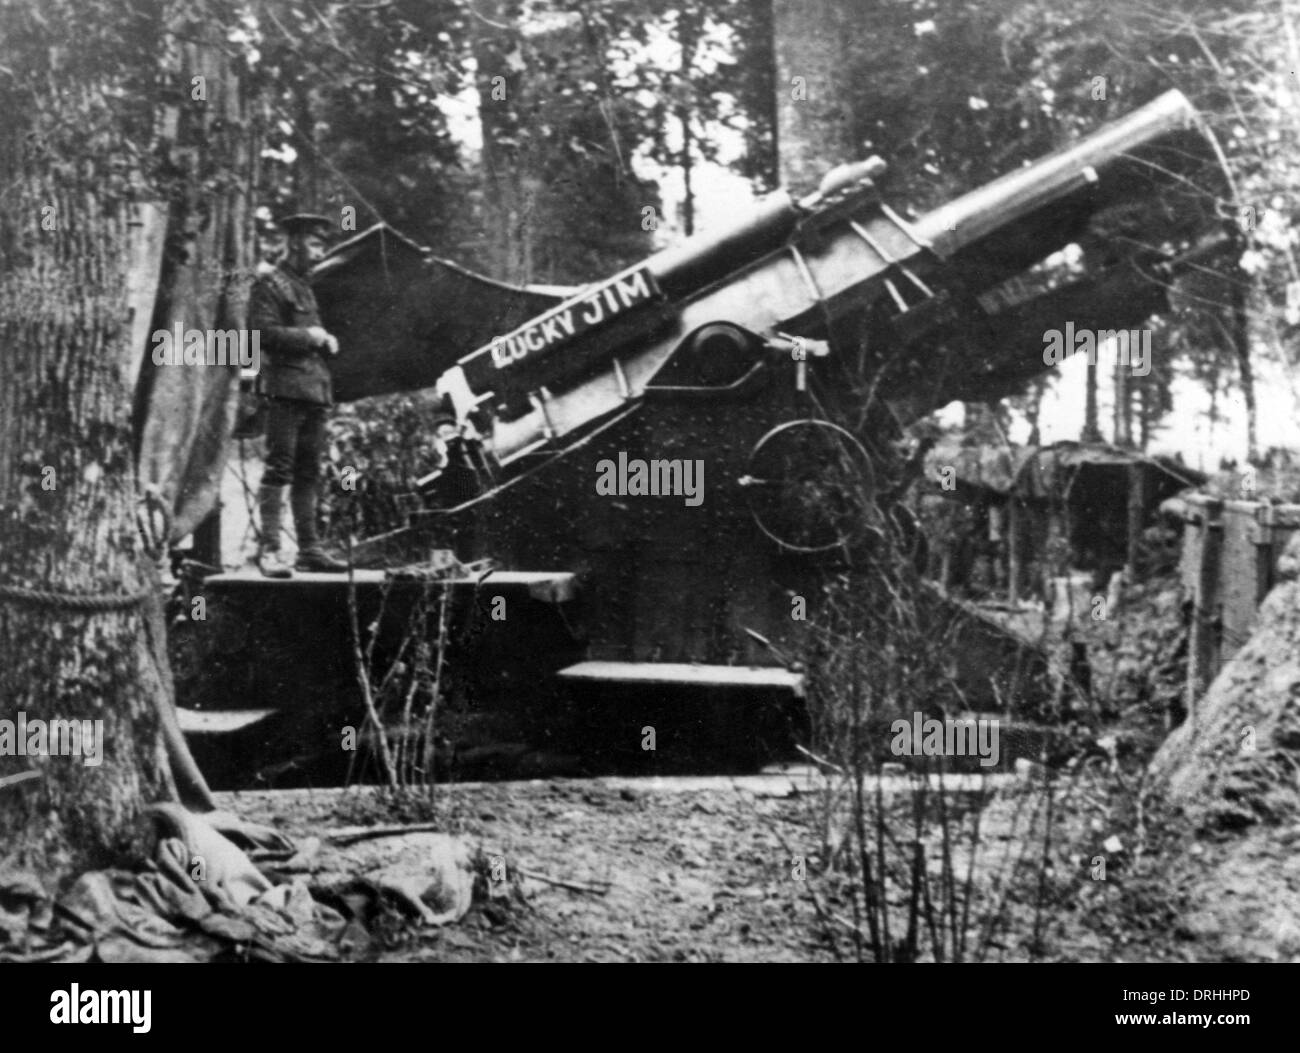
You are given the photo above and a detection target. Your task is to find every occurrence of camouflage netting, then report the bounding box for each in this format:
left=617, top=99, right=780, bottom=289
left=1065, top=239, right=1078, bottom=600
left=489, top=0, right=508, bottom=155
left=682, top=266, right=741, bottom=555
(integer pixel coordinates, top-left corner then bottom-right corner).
left=1144, top=580, right=1300, bottom=961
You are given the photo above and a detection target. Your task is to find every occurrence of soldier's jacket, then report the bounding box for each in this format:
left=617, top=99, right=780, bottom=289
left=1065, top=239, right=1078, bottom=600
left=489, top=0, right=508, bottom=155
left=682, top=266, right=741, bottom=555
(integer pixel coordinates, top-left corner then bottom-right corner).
left=248, top=264, right=333, bottom=405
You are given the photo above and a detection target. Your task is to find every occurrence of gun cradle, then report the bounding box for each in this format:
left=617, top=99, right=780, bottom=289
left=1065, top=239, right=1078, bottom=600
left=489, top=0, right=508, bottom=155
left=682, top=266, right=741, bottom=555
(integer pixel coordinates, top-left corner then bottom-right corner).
left=430, top=91, right=1213, bottom=474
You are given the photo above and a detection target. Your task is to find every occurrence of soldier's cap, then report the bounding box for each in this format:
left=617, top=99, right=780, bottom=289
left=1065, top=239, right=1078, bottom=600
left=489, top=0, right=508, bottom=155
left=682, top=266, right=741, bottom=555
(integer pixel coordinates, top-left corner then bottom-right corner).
left=278, top=213, right=335, bottom=239
left=430, top=414, right=458, bottom=431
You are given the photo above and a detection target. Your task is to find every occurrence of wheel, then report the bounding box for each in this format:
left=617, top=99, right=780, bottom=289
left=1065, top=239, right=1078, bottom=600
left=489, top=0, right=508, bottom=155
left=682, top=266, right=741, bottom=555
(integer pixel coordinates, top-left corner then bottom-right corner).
left=742, top=418, right=881, bottom=553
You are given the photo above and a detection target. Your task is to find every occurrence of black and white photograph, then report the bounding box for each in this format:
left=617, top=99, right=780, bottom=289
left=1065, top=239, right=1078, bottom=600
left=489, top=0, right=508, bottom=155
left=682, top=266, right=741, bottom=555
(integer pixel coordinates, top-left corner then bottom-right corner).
left=0, top=0, right=1289, bottom=1002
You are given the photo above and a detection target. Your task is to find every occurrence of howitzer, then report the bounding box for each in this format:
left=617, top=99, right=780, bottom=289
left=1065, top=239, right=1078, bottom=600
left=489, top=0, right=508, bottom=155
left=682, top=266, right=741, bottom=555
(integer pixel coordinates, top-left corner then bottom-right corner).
left=329, top=89, right=1227, bottom=695
left=185, top=92, right=1233, bottom=784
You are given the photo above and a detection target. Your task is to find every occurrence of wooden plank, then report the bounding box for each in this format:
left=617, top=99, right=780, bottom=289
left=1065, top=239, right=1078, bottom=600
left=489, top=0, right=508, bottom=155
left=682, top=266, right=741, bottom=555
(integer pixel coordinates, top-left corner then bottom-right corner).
left=214, top=771, right=1014, bottom=805
left=177, top=708, right=277, bottom=734
left=558, top=661, right=804, bottom=696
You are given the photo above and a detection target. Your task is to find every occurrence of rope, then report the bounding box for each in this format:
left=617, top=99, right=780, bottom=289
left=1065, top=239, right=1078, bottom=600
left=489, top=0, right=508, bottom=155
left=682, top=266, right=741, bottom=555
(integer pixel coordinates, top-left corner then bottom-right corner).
left=0, top=581, right=152, bottom=612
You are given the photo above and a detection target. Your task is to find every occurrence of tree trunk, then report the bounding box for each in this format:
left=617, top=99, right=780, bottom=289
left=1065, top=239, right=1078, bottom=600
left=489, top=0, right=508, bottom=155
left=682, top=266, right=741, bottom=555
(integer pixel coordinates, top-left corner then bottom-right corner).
left=473, top=0, right=532, bottom=283
left=1081, top=356, right=1101, bottom=442
left=0, top=86, right=170, bottom=875
left=0, top=1, right=237, bottom=877
left=1024, top=377, right=1045, bottom=447
left=1232, top=303, right=1259, bottom=465
left=772, top=0, right=862, bottom=196
left=1113, top=353, right=1131, bottom=447
left=1137, top=380, right=1151, bottom=451
left=677, top=8, right=700, bottom=236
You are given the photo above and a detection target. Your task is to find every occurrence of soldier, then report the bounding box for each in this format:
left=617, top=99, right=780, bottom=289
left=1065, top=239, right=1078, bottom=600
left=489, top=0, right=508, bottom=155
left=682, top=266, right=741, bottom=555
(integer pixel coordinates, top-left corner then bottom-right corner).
left=248, top=212, right=348, bottom=576
left=254, top=216, right=287, bottom=275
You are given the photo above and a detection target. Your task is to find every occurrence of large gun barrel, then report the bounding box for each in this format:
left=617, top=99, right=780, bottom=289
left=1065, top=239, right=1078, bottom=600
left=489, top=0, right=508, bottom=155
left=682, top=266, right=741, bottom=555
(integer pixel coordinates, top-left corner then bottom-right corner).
left=435, top=90, right=1220, bottom=468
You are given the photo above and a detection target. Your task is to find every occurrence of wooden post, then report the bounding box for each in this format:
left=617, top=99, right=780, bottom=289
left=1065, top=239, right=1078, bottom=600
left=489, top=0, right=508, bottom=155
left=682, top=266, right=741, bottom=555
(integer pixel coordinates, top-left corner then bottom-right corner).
left=1044, top=503, right=1068, bottom=597
left=1126, top=462, right=1145, bottom=578
left=1007, top=497, right=1022, bottom=603
left=1253, top=502, right=1276, bottom=607
left=1187, top=497, right=1223, bottom=724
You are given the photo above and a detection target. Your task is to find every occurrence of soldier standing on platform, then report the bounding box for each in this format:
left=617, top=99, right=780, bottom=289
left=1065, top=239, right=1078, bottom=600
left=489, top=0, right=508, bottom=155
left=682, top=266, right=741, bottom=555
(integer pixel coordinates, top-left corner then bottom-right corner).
left=248, top=213, right=348, bottom=577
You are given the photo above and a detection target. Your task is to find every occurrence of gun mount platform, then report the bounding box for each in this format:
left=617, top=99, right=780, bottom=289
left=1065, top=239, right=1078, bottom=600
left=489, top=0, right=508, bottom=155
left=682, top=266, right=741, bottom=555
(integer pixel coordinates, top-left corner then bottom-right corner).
left=202, top=568, right=577, bottom=604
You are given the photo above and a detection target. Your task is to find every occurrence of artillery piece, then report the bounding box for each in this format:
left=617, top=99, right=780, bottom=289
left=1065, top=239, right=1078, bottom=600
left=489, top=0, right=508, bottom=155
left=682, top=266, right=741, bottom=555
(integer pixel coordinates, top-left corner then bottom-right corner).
left=192, top=91, right=1231, bottom=781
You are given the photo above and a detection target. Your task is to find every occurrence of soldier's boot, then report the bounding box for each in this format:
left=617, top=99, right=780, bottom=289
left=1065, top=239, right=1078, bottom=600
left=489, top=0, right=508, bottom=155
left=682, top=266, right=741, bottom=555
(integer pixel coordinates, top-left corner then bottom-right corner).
left=292, top=483, right=348, bottom=573
left=256, top=485, right=294, bottom=579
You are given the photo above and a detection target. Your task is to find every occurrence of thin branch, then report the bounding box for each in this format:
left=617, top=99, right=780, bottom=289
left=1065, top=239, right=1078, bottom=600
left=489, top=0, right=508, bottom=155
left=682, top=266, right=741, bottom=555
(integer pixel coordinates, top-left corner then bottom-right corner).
left=0, top=770, right=40, bottom=790
left=517, top=867, right=611, bottom=895
left=345, top=544, right=398, bottom=790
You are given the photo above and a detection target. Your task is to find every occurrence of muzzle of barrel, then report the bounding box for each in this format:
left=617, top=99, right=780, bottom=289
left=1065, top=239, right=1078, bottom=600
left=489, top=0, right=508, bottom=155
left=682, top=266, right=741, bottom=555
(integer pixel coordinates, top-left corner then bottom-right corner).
left=914, top=90, right=1201, bottom=256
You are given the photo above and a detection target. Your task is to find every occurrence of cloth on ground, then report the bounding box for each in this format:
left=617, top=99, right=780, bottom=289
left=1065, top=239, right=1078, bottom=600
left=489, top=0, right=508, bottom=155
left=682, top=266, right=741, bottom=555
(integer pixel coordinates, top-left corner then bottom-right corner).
left=0, top=810, right=480, bottom=962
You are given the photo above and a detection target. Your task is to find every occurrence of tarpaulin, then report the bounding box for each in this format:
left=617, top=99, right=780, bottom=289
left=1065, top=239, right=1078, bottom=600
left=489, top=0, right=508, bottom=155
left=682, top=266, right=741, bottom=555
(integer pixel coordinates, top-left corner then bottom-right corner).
left=313, top=224, right=572, bottom=403
left=0, top=806, right=483, bottom=963
left=134, top=214, right=247, bottom=543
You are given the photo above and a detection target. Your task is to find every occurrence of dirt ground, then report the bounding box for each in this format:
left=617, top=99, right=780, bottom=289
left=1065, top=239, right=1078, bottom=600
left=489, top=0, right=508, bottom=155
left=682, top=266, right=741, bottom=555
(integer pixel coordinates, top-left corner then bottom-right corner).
left=213, top=763, right=1221, bottom=964
left=219, top=776, right=842, bottom=962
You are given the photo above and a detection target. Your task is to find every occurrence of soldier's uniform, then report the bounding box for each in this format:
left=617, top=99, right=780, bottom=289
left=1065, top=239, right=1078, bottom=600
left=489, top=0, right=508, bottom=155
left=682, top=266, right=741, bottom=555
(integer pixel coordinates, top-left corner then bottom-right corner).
left=249, top=213, right=344, bottom=574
